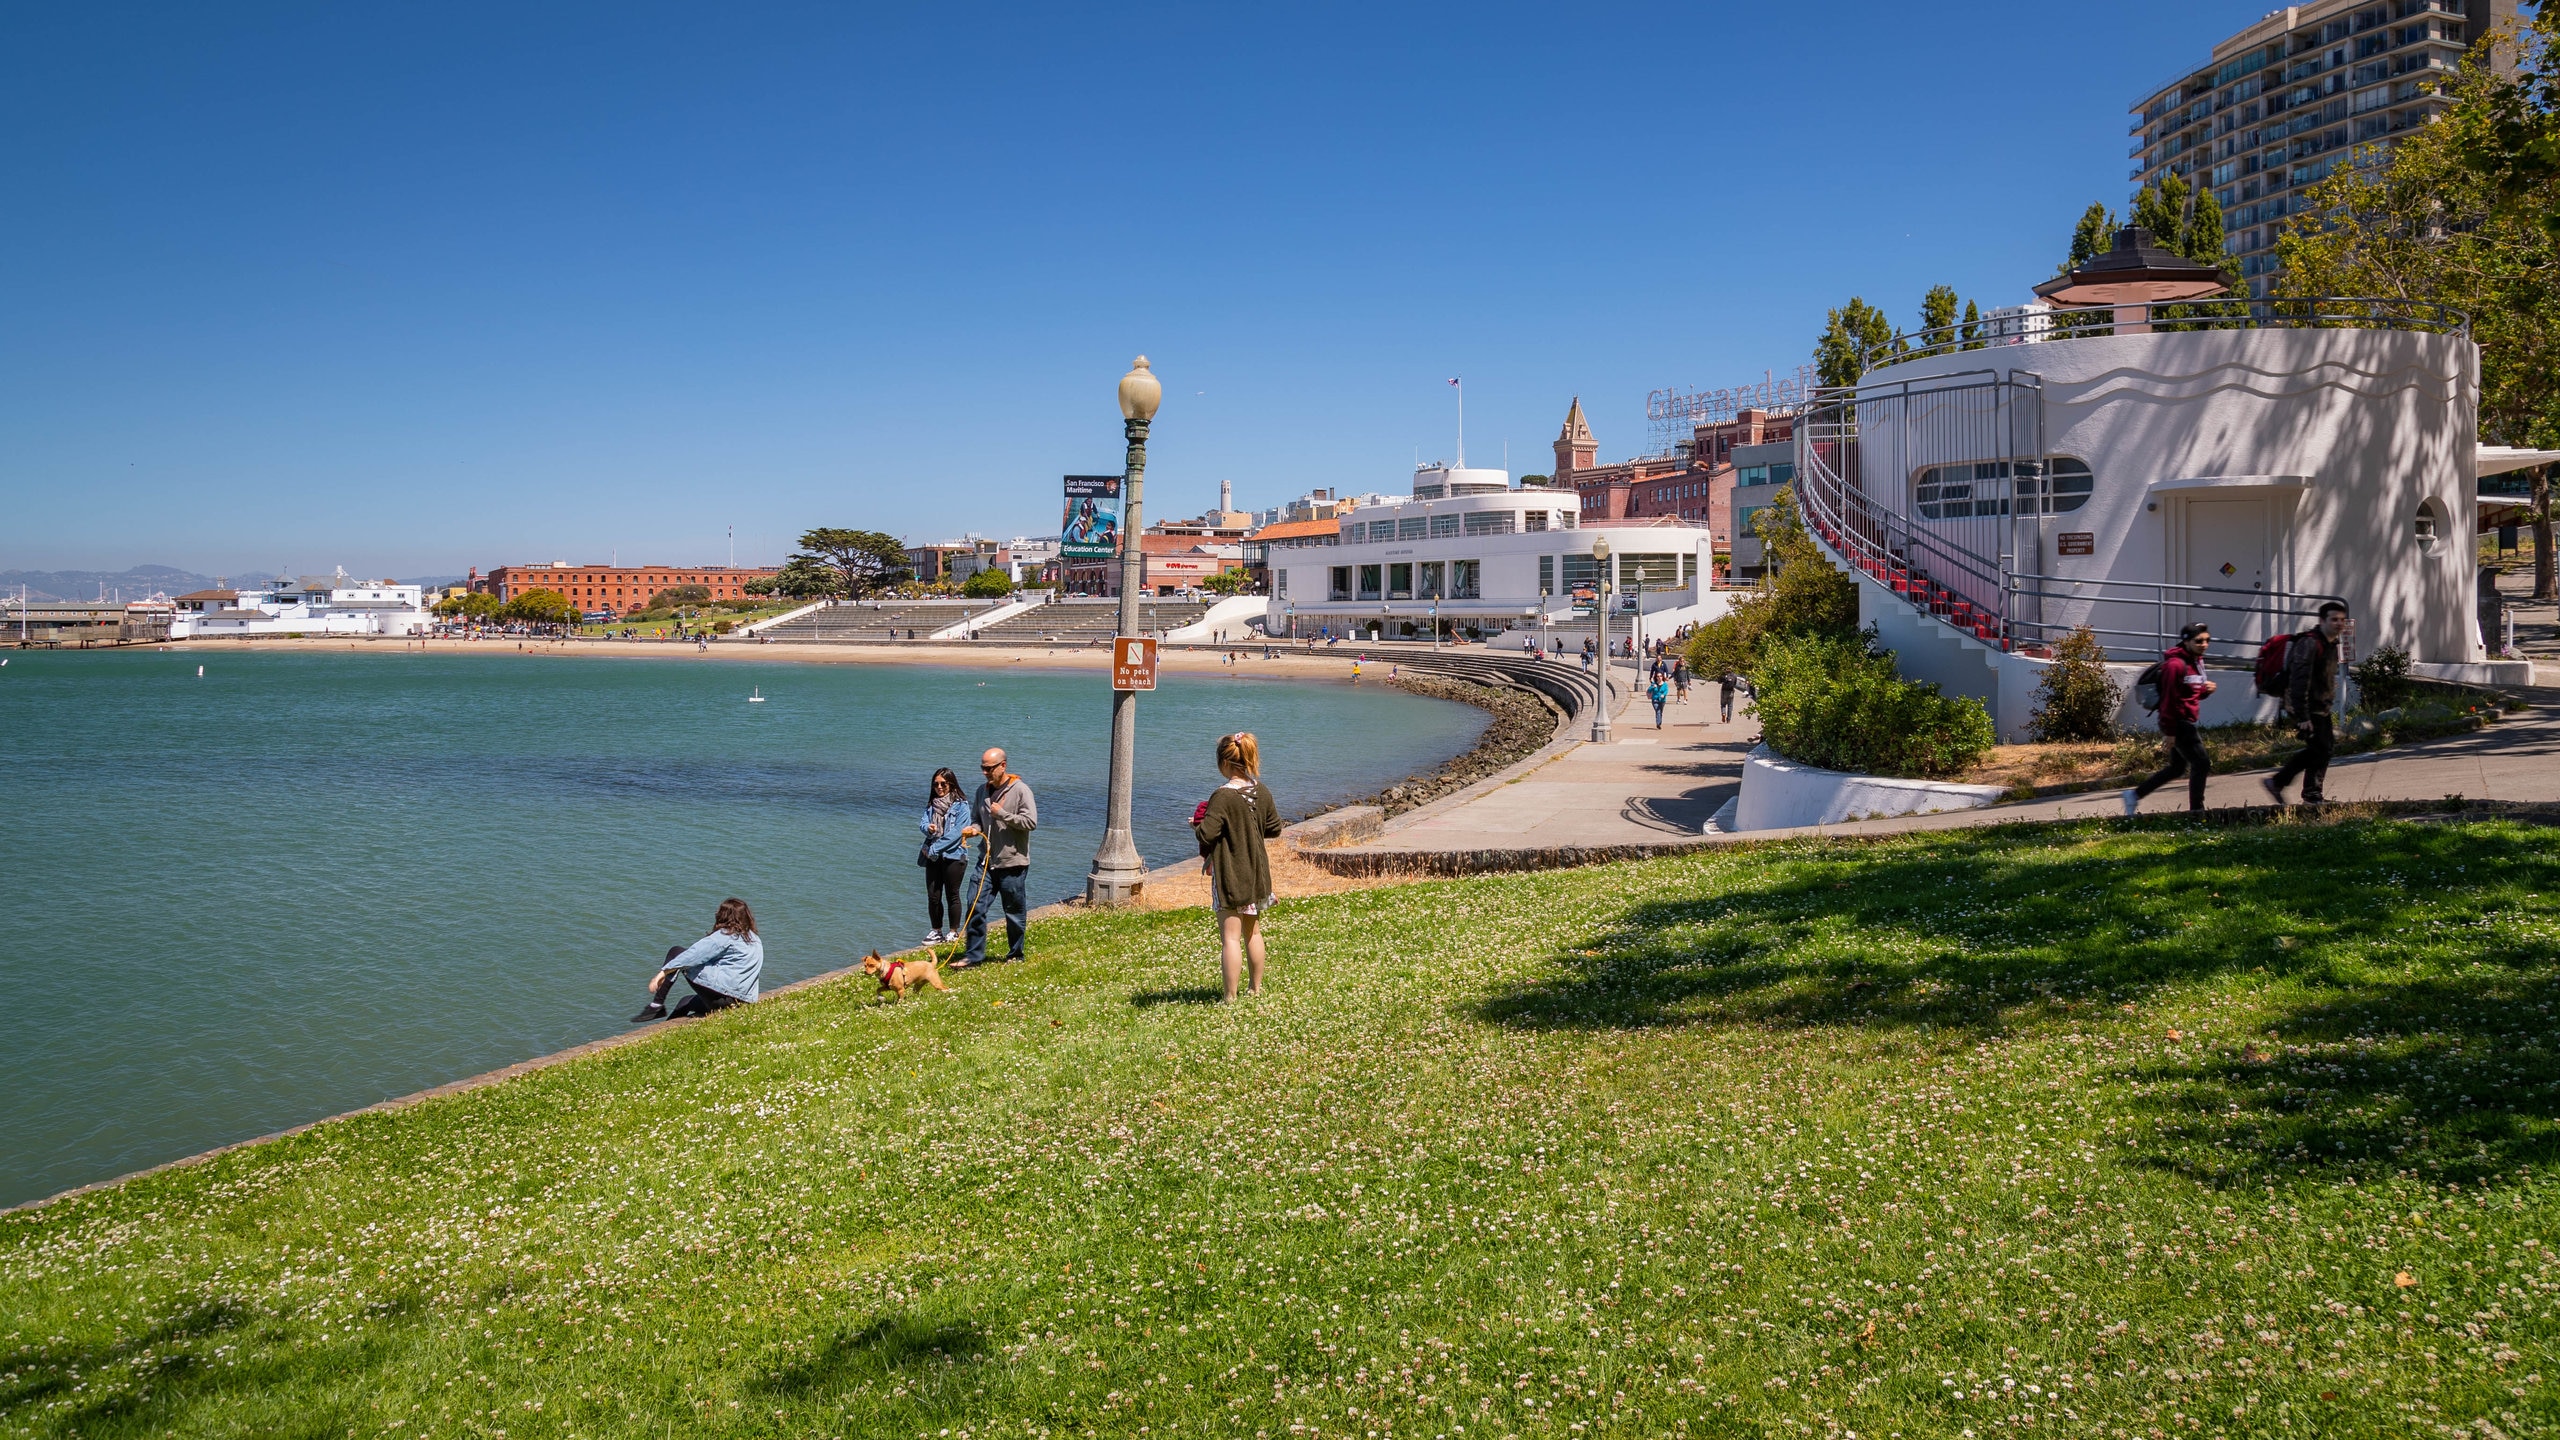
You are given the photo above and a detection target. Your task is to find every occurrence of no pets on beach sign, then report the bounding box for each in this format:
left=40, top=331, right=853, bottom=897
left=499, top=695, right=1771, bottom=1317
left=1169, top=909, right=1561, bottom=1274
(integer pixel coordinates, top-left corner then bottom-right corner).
left=1113, top=637, right=1157, bottom=692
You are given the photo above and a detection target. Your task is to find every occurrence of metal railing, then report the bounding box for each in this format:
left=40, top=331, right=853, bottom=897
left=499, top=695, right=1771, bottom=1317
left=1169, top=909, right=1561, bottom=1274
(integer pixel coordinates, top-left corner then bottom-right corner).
left=2003, top=573, right=2346, bottom=664
left=1795, top=374, right=2348, bottom=664
left=1867, top=295, right=2468, bottom=372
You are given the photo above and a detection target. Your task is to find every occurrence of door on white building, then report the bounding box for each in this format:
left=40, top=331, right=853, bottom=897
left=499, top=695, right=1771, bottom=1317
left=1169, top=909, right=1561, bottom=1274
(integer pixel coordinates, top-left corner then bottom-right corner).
left=2180, top=497, right=2272, bottom=645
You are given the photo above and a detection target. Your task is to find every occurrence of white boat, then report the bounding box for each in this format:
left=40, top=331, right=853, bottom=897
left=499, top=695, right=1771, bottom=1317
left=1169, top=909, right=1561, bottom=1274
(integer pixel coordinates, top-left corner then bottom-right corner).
left=748, top=687, right=765, bottom=703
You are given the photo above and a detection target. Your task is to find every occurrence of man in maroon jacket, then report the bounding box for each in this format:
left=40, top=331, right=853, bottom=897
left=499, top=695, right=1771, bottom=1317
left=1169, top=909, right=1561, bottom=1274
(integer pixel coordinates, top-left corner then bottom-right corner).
left=2124, top=622, right=2219, bottom=816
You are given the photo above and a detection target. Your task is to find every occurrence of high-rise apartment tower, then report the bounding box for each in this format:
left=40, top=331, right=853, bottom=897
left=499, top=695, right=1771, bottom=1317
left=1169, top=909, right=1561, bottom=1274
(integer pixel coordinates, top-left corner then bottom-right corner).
left=2129, top=0, right=2518, bottom=298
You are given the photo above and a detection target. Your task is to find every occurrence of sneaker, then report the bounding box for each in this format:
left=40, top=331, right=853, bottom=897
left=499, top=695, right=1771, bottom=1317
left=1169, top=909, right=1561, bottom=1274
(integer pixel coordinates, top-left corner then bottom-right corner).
left=629, top=1001, right=666, bottom=1023
left=2301, top=791, right=2327, bottom=806
left=2261, top=776, right=2287, bottom=805
left=924, top=930, right=944, bottom=945
left=2120, top=787, right=2139, bottom=818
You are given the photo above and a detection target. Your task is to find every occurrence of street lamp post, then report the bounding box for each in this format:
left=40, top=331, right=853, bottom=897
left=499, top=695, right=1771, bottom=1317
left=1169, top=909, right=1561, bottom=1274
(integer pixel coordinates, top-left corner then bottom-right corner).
left=1084, top=356, right=1163, bottom=907
left=1430, top=598, right=1440, bottom=652
left=1590, top=535, right=1613, bottom=744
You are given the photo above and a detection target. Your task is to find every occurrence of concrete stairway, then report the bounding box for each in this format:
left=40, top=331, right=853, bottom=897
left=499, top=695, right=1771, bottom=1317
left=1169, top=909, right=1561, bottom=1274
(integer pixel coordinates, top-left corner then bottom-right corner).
left=760, top=600, right=1010, bottom=643
left=969, top=599, right=1211, bottom=644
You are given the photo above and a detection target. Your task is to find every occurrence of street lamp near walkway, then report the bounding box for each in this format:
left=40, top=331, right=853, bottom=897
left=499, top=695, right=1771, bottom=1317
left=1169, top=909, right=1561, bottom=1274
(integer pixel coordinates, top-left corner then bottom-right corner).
left=1085, top=356, right=1163, bottom=907
left=1590, top=534, right=1613, bottom=744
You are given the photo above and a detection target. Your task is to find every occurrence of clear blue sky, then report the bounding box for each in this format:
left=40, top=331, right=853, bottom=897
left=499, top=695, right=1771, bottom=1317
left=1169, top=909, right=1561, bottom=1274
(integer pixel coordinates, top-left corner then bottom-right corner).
left=2, top=1, right=2255, bottom=578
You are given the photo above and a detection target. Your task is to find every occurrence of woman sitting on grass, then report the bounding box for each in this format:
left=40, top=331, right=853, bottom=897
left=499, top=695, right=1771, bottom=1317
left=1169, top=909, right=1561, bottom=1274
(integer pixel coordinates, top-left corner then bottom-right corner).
left=1195, top=732, right=1284, bottom=1002
left=632, top=897, right=763, bottom=1021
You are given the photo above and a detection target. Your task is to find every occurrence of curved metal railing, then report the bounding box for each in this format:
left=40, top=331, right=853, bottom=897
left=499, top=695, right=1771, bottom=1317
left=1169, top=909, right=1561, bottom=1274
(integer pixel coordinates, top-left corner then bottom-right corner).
left=1864, top=296, right=2470, bottom=374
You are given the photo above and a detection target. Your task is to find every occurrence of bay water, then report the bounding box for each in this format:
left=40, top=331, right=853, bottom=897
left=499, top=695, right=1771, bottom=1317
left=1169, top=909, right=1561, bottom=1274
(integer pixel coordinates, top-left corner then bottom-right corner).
left=0, top=649, right=1484, bottom=1207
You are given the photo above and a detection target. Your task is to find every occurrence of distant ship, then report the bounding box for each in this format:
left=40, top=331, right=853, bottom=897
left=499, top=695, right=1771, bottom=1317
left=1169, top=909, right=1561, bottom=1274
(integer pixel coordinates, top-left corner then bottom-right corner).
left=748, top=687, right=765, bottom=704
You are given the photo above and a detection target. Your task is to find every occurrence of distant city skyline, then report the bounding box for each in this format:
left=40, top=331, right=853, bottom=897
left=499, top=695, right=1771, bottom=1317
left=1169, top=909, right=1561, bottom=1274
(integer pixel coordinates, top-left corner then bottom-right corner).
left=3, top=1, right=2276, bottom=575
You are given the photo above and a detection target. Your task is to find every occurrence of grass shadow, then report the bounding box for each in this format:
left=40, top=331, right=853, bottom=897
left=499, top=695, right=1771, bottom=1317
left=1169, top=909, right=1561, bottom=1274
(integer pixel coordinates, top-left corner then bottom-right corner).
left=1130, top=986, right=1224, bottom=1008
left=754, top=1311, right=995, bottom=1398
left=1471, top=814, right=2560, bottom=1188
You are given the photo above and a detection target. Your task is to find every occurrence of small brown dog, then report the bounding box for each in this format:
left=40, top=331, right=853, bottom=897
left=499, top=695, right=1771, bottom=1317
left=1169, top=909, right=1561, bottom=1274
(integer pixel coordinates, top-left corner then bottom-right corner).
left=862, top=949, right=948, bottom=998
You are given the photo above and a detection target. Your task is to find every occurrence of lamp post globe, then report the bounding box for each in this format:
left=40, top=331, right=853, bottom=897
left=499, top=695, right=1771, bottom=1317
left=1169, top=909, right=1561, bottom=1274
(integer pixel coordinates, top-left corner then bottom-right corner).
left=1589, top=535, right=1613, bottom=743
left=1086, top=356, right=1162, bottom=907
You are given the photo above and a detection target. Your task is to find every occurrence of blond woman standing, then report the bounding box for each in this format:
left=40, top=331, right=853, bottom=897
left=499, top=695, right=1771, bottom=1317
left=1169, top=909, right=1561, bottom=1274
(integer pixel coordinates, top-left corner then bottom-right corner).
left=1194, top=732, right=1283, bottom=1000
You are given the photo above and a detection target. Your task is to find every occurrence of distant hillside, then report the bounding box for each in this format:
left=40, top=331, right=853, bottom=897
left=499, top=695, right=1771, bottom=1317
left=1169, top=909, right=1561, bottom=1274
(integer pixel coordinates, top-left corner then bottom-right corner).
left=0, top=565, right=219, bottom=603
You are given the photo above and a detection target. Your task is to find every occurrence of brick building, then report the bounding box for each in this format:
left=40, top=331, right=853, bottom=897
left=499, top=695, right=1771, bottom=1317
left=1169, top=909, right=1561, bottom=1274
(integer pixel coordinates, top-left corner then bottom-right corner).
left=474, top=563, right=780, bottom=612
left=1552, top=400, right=1796, bottom=568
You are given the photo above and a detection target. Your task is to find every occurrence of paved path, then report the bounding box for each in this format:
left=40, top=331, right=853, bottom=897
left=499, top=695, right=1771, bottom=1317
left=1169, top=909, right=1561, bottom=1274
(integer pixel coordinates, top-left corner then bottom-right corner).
left=1323, top=670, right=2560, bottom=866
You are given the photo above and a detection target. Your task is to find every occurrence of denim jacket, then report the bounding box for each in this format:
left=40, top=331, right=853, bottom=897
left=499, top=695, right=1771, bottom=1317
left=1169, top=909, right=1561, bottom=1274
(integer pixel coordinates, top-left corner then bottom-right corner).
left=660, top=930, right=763, bottom=1002
left=920, top=796, right=970, bottom=862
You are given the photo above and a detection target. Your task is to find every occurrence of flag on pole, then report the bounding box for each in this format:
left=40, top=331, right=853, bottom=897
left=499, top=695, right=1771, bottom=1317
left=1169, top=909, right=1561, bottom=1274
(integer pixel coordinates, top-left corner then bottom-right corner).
left=1447, top=377, right=1460, bottom=386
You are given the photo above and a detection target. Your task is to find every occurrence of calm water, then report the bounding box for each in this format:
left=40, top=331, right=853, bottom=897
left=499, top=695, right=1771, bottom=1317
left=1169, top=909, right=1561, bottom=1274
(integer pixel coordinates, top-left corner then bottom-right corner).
left=0, top=649, right=1483, bottom=1207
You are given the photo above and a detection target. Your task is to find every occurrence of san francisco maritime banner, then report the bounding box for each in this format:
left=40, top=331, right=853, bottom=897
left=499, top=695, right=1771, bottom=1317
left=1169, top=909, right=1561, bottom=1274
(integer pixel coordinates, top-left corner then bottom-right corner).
left=1060, top=476, right=1123, bottom=560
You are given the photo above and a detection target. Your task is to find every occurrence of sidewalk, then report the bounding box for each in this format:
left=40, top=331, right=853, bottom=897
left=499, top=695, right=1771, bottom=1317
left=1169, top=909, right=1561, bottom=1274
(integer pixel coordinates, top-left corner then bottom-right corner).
left=1317, top=671, right=2560, bottom=870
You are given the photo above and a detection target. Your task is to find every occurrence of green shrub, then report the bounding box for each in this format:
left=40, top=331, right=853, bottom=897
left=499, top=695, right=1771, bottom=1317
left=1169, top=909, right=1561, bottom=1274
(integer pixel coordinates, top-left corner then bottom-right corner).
left=960, top=568, right=1016, bottom=598
left=2350, top=645, right=2414, bottom=710
left=1750, top=631, right=1997, bottom=779
left=1683, top=488, right=1859, bottom=681
left=2027, top=625, right=2122, bottom=741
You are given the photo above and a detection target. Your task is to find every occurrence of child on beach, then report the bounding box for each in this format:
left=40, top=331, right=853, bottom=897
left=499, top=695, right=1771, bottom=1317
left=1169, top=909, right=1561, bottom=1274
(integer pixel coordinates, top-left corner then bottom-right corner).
left=1195, top=732, right=1284, bottom=1001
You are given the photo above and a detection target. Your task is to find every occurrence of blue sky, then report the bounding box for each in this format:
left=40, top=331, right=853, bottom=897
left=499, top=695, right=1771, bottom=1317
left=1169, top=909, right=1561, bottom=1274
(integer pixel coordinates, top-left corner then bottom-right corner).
left=2, top=1, right=2255, bottom=577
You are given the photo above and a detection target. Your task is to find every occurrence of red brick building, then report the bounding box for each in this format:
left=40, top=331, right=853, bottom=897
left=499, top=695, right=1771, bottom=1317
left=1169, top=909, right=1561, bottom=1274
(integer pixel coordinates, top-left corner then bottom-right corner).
left=474, top=563, right=780, bottom=612
left=1552, top=399, right=1795, bottom=556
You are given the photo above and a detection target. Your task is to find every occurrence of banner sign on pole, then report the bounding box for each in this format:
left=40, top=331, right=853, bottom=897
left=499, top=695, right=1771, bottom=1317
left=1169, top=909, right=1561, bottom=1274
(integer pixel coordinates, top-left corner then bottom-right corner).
left=1060, top=476, right=1124, bottom=560
left=1112, top=637, right=1158, bottom=692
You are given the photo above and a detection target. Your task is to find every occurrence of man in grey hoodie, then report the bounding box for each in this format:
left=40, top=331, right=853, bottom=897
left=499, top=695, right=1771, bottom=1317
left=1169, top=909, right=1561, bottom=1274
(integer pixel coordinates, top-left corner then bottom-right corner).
left=959, top=746, right=1038, bottom=966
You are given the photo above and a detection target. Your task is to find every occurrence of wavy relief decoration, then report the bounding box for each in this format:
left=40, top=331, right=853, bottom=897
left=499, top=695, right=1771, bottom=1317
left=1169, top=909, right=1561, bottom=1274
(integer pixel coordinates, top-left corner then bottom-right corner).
left=2046, top=356, right=2463, bottom=410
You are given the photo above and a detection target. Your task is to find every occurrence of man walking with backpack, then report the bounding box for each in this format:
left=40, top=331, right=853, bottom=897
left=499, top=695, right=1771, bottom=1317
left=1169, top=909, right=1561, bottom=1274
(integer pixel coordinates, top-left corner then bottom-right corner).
left=2123, top=621, right=2218, bottom=816
left=2264, top=601, right=2348, bottom=805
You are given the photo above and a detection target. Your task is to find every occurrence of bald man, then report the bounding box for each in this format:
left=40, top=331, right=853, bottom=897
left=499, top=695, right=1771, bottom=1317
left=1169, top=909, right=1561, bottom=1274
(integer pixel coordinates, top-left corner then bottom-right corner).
left=958, top=746, right=1039, bottom=966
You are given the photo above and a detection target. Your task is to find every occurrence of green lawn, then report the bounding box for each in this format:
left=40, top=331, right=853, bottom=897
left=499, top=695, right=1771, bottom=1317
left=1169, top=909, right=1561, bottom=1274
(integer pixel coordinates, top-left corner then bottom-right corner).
left=9, top=814, right=2560, bottom=1438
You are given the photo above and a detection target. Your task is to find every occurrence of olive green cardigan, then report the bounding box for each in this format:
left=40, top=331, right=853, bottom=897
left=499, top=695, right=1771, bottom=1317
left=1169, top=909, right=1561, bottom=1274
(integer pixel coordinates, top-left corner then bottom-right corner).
left=1196, top=781, right=1283, bottom=912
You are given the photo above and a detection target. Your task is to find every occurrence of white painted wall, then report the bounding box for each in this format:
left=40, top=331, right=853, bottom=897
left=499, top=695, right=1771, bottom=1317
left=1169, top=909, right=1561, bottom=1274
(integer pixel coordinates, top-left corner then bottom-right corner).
left=1732, top=745, right=2003, bottom=830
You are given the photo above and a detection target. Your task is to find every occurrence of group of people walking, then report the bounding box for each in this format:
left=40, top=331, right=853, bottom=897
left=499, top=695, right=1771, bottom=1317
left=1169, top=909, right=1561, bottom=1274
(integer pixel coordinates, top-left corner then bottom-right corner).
left=635, top=731, right=1285, bottom=1021
left=2125, top=600, right=2347, bottom=815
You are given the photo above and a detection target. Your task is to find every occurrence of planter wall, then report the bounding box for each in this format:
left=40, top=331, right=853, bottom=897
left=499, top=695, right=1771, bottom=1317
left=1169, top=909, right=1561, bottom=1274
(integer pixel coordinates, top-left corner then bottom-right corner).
left=1732, top=744, right=2005, bottom=832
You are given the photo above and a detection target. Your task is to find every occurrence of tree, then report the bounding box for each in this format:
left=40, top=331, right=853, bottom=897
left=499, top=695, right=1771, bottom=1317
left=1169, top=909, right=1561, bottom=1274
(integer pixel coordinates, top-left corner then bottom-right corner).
left=1518, top=473, right=1551, bottom=487
left=1814, top=298, right=1898, bottom=388
left=1682, top=488, right=1860, bottom=681
left=959, top=567, right=1015, bottom=598
left=1960, top=299, right=1983, bottom=351
left=646, top=585, right=712, bottom=611
left=2276, top=11, right=2560, bottom=595
left=1919, top=284, right=1961, bottom=342
left=2061, top=201, right=2118, bottom=274
left=434, top=591, right=501, bottom=621
left=2128, top=171, right=2233, bottom=281
left=793, top=528, right=912, bottom=599
left=1200, top=568, right=1251, bottom=595
left=501, top=589, right=579, bottom=626
left=748, top=556, right=839, bottom=601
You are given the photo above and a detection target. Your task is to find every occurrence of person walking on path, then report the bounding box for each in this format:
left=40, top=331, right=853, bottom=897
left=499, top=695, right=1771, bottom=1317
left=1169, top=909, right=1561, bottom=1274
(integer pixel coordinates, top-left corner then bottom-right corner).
left=632, top=897, right=763, bottom=1021
left=2125, top=622, right=2218, bottom=816
left=918, top=767, right=970, bottom=944
left=1648, top=675, right=1670, bottom=728
left=1195, top=732, right=1283, bottom=1001
left=1672, top=657, right=1690, bottom=704
left=2266, top=601, right=2349, bottom=805
left=1718, top=670, right=1740, bottom=724
left=959, top=747, right=1038, bottom=967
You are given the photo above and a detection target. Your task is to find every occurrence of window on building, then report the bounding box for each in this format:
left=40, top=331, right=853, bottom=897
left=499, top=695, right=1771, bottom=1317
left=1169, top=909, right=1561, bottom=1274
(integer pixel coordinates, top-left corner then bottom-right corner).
left=1538, top=555, right=1554, bottom=595
left=1624, top=553, right=1681, bottom=589
left=1332, top=566, right=1355, bottom=601
left=1463, top=510, right=1515, bottom=535
left=1560, top=553, right=1603, bottom=591
left=1428, top=513, right=1461, bottom=538
left=1525, top=510, right=1549, bottom=533
left=1417, top=561, right=1445, bottom=598
left=1769, top=461, right=1796, bottom=484
left=1275, top=570, right=1288, bottom=597
left=2413, top=500, right=2441, bottom=543
left=1558, top=510, right=1578, bottom=529
left=1397, top=516, right=1427, bottom=541
left=1737, top=465, right=1770, bottom=485
left=1452, top=560, right=1481, bottom=599
left=1388, top=563, right=1414, bottom=599
left=1912, top=457, right=2095, bottom=518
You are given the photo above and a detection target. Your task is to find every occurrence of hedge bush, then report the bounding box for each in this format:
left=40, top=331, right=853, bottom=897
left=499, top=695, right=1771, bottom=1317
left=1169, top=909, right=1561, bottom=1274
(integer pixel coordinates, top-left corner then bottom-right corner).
left=2027, top=624, right=2122, bottom=741
left=1750, top=631, right=1997, bottom=779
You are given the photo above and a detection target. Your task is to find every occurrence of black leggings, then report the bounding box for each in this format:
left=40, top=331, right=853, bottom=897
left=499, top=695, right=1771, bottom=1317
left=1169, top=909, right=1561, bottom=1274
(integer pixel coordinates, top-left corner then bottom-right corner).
left=925, top=856, right=968, bottom=931
left=2135, top=720, right=2211, bottom=812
